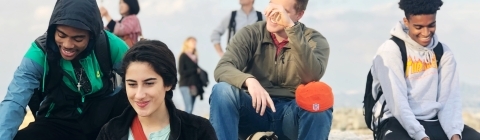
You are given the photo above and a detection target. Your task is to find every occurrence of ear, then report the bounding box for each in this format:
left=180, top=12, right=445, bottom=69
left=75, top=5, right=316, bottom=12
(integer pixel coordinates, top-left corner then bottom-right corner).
left=295, top=10, right=305, bottom=22
left=165, top=85, right=172, bottom=91
left=403, top=17, right=409, bottom=27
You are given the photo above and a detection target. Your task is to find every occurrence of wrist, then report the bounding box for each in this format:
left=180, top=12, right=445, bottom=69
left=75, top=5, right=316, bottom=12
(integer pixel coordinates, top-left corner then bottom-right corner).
left=245, top=78, right=255, bottom=87
left=105, top=15, right=112, bottom=22
left=286, top=20, right=295, bottom=28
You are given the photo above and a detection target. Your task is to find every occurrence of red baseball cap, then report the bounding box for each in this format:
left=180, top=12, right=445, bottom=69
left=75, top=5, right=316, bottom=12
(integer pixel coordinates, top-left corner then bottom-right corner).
left=295, top=81, right=334, bottom=112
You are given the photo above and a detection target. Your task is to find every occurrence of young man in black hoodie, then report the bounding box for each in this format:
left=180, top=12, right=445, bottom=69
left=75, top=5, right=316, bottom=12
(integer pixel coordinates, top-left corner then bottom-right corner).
left=0, top=0, right=130, bottom=139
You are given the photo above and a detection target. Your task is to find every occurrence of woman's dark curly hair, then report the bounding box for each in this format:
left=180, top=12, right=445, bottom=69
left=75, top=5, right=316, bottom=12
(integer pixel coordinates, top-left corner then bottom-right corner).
left=120, top=39, right=177, bottom=99
left=399, top=0, right=443, bottom=19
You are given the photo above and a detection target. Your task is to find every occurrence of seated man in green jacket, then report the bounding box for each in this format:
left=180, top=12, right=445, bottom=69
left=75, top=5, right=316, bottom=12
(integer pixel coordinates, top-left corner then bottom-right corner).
left=209, top=0, right=332, bottom=139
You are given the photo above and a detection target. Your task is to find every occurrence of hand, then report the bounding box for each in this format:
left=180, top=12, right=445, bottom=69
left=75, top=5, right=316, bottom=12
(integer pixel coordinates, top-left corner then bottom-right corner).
left=99, top=6, right=109, bottom=17
left=421, top=137, right=430, bottom=140
left=263, top=3, right=295, bottom=28
left=245, top=78, right=276, bottom=116
left=214, top=43, right=224, bottom=57
left=451, top=134, right=461, bottom=140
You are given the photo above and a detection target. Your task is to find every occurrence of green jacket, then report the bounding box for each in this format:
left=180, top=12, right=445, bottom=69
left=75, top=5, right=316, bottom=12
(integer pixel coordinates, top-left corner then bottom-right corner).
left=214, top=21, right=330, bottom=98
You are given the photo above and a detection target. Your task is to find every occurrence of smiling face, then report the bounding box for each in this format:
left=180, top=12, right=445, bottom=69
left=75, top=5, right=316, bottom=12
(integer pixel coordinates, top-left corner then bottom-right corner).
left=55, top=25, right=90, bottom=60
left=403, top=14, right=437, bottom=47
left=125, top=61, right=172, bottom=117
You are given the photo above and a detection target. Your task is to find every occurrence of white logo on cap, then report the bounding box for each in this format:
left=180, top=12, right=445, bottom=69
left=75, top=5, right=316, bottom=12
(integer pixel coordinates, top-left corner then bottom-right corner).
left=313, top=103, right=320, bottom=111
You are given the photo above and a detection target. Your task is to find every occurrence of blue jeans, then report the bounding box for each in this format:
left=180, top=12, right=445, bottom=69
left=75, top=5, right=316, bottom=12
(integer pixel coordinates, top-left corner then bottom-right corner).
left=209, top=82, right=333, bottom=140
left=179, top=86, right=196, bottom=113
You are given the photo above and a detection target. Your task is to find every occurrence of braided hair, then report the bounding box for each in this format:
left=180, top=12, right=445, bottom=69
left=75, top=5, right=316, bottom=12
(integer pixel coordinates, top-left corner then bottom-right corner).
left=399, top=0, right=443, bottom=19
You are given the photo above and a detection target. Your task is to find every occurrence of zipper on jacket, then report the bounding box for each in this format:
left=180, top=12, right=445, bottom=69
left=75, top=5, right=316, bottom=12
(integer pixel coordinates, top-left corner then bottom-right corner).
left=273, top=47, right=279, bottom=84
left=77, top=107, right=83, bottom=114
left=78, top=59, right=95, bottom=102
left=45, top=102, right=56, bottom=117
left=62, top=70, right=85, bottom=99
left=61, top=69, right=86, bottom=114
left=278, top=49, right=287, bottom=84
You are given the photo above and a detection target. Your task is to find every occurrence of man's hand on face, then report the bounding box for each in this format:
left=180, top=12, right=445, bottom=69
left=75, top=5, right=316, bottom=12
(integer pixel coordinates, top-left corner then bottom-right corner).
left=245, top=78, right=276, bottom=116
left=264, top=3, right=295, bottom=28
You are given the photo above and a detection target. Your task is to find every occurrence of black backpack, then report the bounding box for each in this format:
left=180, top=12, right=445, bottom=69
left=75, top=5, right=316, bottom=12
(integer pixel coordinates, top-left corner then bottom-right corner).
left=362, top=36, right=444, bottom=138
left=227, top=10, right=263, bottom=43
left=28, top=30, right=114, bottom=118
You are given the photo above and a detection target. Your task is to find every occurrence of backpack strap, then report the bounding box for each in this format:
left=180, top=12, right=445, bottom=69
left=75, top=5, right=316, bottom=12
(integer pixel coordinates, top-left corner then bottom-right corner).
left=94, top=30, right=113, bottom=78
left=433, top=43, right=444, bottom=67
left=256, top=11, right=263, bottom=21
left=227, top=11, right=237, bottom=44
left=390, top=36, right=408, bottom=72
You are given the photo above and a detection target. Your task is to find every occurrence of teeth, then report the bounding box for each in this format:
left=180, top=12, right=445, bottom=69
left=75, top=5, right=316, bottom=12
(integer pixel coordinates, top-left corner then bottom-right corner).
left=64, top=49, right=74, bottom=53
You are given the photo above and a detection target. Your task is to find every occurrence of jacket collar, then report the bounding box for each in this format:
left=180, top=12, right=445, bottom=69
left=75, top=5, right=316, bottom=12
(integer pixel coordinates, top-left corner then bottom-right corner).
left=260, top=23, right=291, bottom=49
left=106, top=98, right=181, bottom=140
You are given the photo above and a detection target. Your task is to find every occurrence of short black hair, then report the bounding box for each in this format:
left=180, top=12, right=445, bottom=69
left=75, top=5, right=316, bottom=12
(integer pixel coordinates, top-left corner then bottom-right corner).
left=121, top=39, right=177, bottom=99
left=123, top=0, right=140, bottom=15
left=399, top=0, right=443, bottom=19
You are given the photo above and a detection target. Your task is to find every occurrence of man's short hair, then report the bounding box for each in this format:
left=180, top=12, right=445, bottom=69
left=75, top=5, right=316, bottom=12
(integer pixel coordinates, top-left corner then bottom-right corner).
left=399, top=0, right=443, bottom=19
left=294, top=0, right=309, bottom=13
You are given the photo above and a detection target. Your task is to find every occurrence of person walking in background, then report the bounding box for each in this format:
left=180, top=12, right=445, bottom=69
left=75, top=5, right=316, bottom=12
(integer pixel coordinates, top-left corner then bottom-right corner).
left=210, top=0, right=264, bottom=57
left=178, top=37, right=204, bottom=114
left=100, top=0, right=142, bottom=48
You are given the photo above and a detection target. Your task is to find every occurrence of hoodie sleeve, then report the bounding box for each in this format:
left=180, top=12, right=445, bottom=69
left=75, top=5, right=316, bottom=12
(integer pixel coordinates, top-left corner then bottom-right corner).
left=285, top=23, right=330, bottom=82
left=436, top=44, right=464, bottom=139
left=106, top=31, right=129, bottom=74
left=373, top=40, right=428, bottom=140
left=214, top=26, right=255, bottom=89
left=210, top=13, right=231, bottom=45
left=0, top=43, right=45, bottom=140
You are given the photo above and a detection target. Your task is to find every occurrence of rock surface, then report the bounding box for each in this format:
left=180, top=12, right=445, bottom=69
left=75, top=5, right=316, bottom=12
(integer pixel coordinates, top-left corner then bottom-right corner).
left=20, top=108, right=480, bottom=139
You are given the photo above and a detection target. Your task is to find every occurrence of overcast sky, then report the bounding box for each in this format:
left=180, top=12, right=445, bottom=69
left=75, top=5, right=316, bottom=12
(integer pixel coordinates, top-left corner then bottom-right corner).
left=0, top=0, right=478, bottom=115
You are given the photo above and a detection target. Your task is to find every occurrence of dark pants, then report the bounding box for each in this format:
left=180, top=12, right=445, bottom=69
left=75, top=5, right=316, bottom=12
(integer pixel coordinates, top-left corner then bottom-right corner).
left=378, top=118, right=480, bottom=140
left=14, top=88, right=129, bottom=140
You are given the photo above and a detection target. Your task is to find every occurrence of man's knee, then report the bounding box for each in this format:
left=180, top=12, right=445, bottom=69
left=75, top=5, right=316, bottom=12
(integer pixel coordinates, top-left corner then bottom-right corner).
left=302, top=108, right=333, bottom=122
left=210, top=82, right=240, bottom=105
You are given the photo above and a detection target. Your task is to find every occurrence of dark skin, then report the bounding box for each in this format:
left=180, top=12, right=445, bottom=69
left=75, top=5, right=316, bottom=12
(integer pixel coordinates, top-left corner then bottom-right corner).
left=55, top=25, right=90, bottom=60
left=403, top=14, right=436, bottom=47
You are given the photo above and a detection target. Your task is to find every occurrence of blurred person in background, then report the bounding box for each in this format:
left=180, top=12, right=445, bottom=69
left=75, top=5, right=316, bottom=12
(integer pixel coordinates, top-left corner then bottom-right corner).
left=178, top=37, right=205, bottom=114
left=100, top=0, right=142, bottom=48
